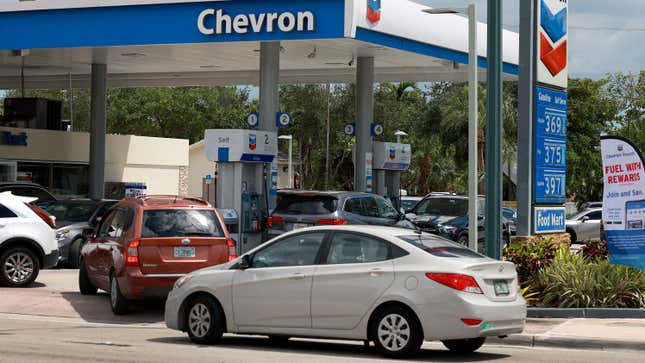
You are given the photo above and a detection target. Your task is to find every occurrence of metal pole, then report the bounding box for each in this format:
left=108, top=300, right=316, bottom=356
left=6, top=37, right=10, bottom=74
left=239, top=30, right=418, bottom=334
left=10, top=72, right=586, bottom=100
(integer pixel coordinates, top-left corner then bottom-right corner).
left=259, top=41, right=280, bottom=210
left=68, top=72, right=73, bottom=131
left=486, top=0, right=503, bottom=259
left=468, top=3, right=479, bottom=252
left=355, top=57, right=375, bottom=192
left=517, top=0, right=537, bottom=237
left=288, top=137, right=293, bottom=189
left=325, top=83, right=331, bottom=189
left=89, top=63, right=107, bottom=201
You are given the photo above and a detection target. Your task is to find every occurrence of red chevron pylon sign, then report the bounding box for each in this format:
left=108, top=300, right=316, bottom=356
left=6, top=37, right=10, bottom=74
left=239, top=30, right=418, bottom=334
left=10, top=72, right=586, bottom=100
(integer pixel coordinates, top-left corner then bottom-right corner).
left=537, top=0, right=568, bottom=89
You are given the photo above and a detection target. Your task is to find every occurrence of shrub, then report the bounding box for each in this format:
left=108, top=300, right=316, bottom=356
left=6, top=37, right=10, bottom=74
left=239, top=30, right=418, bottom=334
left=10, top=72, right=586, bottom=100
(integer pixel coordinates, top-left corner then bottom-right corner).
left=579, top=240, right=609, bottom=261
left=537, top=249, right=645, bottom=308
left=503, top=238, right=560, bottom=286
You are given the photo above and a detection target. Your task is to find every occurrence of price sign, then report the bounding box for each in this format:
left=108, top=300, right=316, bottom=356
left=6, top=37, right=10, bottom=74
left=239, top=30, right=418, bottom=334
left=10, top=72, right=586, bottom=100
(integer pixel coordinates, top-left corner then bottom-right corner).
left=534, top=87, right=568, bottom=204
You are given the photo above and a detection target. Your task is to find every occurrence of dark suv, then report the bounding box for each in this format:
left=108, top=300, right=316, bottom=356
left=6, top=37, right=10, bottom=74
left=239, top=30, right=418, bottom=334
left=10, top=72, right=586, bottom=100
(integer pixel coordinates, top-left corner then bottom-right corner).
left=268, top=191, right=414, bottom=237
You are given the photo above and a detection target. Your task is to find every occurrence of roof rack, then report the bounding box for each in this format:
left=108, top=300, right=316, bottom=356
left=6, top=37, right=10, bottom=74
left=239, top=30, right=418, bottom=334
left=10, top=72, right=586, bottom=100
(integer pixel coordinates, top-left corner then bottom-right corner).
left=134, top=195, right=210, bottom=206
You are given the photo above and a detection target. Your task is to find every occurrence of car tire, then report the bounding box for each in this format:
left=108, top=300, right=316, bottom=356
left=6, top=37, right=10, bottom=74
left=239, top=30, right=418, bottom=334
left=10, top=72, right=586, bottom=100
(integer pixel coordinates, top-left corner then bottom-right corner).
left=68, top=238, right=84, bottom=269
left=441, top=337, right=486, bottom=353
left=186, top=295, right=225, bottom=345
left=0, top=247, right=40, bottom=287
left=567, top=229, right=577, bottom=244
left=78, top=260, right=97, bottom=295
left=370, top=306, right=424, bottom=358
left=109, top=273, right=130, bottom=315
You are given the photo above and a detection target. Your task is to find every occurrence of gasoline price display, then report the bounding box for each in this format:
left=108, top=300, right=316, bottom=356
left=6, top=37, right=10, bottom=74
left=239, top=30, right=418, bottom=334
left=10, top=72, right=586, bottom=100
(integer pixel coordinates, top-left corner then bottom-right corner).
left=543, top=174, right=565, bottom=197
left=536, top=139, right=566, bottom=168
left=542, top=112, right=567, bottom=137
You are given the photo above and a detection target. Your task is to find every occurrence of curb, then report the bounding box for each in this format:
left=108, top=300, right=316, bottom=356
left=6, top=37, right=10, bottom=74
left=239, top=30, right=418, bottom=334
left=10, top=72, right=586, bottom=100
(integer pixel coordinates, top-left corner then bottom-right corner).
left=528, top=308, right=645, bottom=319
left=489, top=334, right=645, bottom=352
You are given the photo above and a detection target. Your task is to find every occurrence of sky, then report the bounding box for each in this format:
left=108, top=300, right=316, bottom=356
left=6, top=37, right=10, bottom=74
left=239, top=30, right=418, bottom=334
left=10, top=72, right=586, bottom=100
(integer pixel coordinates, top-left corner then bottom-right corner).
left=422, top=0, right=645, bottom=79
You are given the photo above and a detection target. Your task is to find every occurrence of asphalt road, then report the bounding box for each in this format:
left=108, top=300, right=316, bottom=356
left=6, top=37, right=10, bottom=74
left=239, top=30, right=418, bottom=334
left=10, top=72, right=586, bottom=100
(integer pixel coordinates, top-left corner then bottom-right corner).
left=0, top=270, right=642, bottom=363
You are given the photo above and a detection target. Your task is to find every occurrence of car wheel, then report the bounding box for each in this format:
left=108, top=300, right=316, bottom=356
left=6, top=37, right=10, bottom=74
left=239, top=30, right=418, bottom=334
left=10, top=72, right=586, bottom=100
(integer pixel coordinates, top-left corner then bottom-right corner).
left=370, top=306, right=424, bottom=358
left=0, top=247, right=40, bottom=287
left=442, top=337, right=486, bottom=353
left=78, top=260, right=97, bottom=295
left=109, top=273, right=130, bottom=315
left=567, top=229, right=577, bottom=244
left=68, top=238, right=84, bottom=269
left=186, top=296, right=225, bottom=345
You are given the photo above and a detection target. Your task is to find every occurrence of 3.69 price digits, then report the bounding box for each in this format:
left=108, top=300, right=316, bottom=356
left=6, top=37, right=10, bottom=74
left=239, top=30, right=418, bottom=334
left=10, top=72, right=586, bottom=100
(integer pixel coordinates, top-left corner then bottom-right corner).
left=544, top=114, right=565, bottom=136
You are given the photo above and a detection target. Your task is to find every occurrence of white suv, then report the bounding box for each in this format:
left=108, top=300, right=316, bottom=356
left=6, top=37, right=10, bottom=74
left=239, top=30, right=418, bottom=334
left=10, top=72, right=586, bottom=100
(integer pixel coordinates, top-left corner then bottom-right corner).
left=0, top=192, right=58, bottom=287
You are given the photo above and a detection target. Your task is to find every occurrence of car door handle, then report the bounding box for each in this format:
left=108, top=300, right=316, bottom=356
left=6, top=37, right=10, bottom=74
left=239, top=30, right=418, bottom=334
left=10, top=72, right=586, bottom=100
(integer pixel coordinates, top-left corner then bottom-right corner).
left=369, top=268, right=383, bottom=277
left=288, top=273, right=307, bottom=280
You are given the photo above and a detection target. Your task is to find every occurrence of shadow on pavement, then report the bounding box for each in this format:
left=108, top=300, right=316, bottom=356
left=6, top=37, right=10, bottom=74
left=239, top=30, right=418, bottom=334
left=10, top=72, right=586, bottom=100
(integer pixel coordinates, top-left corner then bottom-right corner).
left=147, top=336, right=510, bottom=362
left=59, top=292, right=165, bottom=325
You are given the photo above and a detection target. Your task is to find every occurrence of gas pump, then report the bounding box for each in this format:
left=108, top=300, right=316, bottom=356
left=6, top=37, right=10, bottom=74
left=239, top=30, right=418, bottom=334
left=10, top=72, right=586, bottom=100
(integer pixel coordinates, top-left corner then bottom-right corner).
left=373, top=142, right=412, bottom=211
left=205, top=129, right=277, bottom=254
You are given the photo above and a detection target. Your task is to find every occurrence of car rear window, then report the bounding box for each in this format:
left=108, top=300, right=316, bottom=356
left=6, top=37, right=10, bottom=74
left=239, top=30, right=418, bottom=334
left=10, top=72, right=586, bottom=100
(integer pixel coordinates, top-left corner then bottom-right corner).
left=274, top=195, right=338, bottom=215
left=399, top=234, right=485, bottom=258
left=142, top=209, right=224, bottom=238
left=413, top=198, right=469, bottom=217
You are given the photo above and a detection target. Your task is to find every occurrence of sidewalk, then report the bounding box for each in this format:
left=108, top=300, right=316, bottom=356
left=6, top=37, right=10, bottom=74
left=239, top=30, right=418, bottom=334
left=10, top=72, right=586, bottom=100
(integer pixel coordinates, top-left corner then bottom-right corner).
left=490, top=318, right=645, bottom=351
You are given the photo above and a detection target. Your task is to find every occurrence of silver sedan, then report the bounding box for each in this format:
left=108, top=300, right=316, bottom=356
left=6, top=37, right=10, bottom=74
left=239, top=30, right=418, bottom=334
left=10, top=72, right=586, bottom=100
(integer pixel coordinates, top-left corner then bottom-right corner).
left=165, top=226, right=526, bottom=358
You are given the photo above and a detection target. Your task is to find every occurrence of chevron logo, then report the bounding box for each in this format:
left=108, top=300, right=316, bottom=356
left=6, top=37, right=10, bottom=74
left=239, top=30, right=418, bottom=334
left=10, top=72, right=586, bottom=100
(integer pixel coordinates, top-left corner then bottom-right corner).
left=539, top=0, right=567, bottom=77
left=367, top=0, right=381, bottom=24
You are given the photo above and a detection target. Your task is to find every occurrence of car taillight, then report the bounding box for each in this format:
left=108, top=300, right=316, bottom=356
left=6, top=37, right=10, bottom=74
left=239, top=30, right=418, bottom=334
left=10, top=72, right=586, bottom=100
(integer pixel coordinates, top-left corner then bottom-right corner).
left=227, top=238, right=238, bottom=262
left=461, top=319, right=483, bottom=326
left=267, top=216, right=284, bottom=228
left=316, top=218, right=347, bottom=225
left=125, top=239, right=140, bottom=267
left=26, top=203, right=56, bottom=229
left=426, top=273, right=483, bottom=294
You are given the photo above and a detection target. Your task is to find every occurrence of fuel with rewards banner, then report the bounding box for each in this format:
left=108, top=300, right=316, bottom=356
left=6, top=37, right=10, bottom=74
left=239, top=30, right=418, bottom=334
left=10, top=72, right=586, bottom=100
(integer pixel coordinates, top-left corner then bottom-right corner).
left=601, top=136, right=645, bottom=270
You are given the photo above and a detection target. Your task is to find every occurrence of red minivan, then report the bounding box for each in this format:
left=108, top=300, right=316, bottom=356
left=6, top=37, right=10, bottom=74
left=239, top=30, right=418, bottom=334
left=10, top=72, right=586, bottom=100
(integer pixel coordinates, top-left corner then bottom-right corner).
left=78, top=195, right=236, bottom=315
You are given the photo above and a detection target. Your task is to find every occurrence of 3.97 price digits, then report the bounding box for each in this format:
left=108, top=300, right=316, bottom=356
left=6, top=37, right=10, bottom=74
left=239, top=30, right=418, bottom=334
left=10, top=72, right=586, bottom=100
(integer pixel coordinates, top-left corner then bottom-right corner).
left=543, top=174, right=564, bottom=197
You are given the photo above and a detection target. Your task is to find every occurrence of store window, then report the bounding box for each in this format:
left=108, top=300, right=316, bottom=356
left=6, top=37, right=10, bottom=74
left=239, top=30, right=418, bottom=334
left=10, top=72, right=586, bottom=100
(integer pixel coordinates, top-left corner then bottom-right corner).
left=16, top=162, right=89, bottom=198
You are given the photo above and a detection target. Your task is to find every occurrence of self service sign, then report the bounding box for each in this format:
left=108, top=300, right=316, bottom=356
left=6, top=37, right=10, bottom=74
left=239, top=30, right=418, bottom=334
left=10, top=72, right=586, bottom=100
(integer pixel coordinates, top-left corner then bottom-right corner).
left=601, top=136, right=645, bottom=270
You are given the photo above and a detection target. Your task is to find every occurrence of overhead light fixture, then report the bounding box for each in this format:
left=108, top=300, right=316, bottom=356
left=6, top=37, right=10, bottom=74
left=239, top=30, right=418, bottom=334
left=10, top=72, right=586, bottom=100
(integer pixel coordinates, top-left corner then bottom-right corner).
left=199, top=65, right=218, bottom=69
left=307, top=46, right=317, bottom=59
left=121, top=52, right=146, bottom=58
left=10, top=49, right=30, bottom=57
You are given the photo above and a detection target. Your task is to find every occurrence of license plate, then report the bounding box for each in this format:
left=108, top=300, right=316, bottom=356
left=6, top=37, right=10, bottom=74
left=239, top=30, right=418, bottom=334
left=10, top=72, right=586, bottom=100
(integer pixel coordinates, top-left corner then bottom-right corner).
left=174, top=247, right=195, bottom=258
left=292, top=223, right=310, bottom=230
left=494, top=281, right=510, bottom=296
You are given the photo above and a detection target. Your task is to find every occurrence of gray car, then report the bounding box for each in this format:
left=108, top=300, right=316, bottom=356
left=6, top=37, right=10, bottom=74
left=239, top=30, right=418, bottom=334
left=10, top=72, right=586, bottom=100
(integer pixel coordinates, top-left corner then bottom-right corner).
left=566, top=208, right=602, bottom=243
left=40, top=199, right=117, bottom=268
left=268, top=191, right=415, bottom=237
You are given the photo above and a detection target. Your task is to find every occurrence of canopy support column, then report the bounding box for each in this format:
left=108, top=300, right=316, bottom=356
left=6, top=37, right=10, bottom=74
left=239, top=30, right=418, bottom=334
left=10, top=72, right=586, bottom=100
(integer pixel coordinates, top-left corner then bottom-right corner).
left=89, top=63, right=106, bottom=201
left=259, top=41, right=280, bottom=209
left=355, top=57, right=374, bottom=192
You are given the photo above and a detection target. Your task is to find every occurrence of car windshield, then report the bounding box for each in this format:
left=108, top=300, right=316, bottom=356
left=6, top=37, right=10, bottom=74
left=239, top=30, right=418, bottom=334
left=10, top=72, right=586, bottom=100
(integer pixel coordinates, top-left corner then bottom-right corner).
left=400, top=199, right=420, bottom=211
left=40, top=200, right=97, bottom=223
left=398, top=234, right=485, bottom=258
left=142, top=209, right=224, bottom=238
left=413, top=198, right=469, bottom=217
left=274, top=194, right=338, bottom=215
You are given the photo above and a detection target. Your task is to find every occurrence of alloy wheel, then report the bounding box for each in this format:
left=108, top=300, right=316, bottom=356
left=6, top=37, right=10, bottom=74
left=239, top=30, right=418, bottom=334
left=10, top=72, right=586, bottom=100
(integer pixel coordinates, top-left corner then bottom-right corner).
left=377, top=313, right=411, bottom=352
left=4, top=252, right=35, bottom=284
left=189, top=303, right=212, bottom=339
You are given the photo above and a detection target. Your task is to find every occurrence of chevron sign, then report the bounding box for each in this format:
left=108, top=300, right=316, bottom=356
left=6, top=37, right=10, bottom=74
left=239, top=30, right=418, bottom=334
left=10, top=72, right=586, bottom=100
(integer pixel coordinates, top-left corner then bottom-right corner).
left=537, top=0, right=568, bottom=89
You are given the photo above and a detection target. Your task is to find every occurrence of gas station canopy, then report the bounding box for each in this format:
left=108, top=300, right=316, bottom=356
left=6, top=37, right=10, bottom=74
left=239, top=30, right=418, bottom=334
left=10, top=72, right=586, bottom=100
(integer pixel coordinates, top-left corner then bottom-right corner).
left=0, top=0, right=519, bottom=89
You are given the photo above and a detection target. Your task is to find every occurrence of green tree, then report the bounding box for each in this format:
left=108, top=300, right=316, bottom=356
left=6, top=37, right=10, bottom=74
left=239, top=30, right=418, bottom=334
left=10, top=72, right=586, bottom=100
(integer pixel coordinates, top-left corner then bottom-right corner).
left=567, top=78, right=617, bottom=205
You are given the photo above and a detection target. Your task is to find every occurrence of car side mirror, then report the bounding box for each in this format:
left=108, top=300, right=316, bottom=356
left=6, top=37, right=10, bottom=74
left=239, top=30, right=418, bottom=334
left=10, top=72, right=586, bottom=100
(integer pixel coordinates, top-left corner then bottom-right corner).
left=240, top=255, right=251, bottom=270
left=582, top=216, right=590, bottom=223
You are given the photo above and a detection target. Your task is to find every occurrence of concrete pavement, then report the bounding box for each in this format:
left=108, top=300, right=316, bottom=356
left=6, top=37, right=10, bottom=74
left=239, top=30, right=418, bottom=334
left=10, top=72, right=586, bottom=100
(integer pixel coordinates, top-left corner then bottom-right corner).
left=1, top=269, right=645, bottom=359
left=0, top=314, right=643, bottom=363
